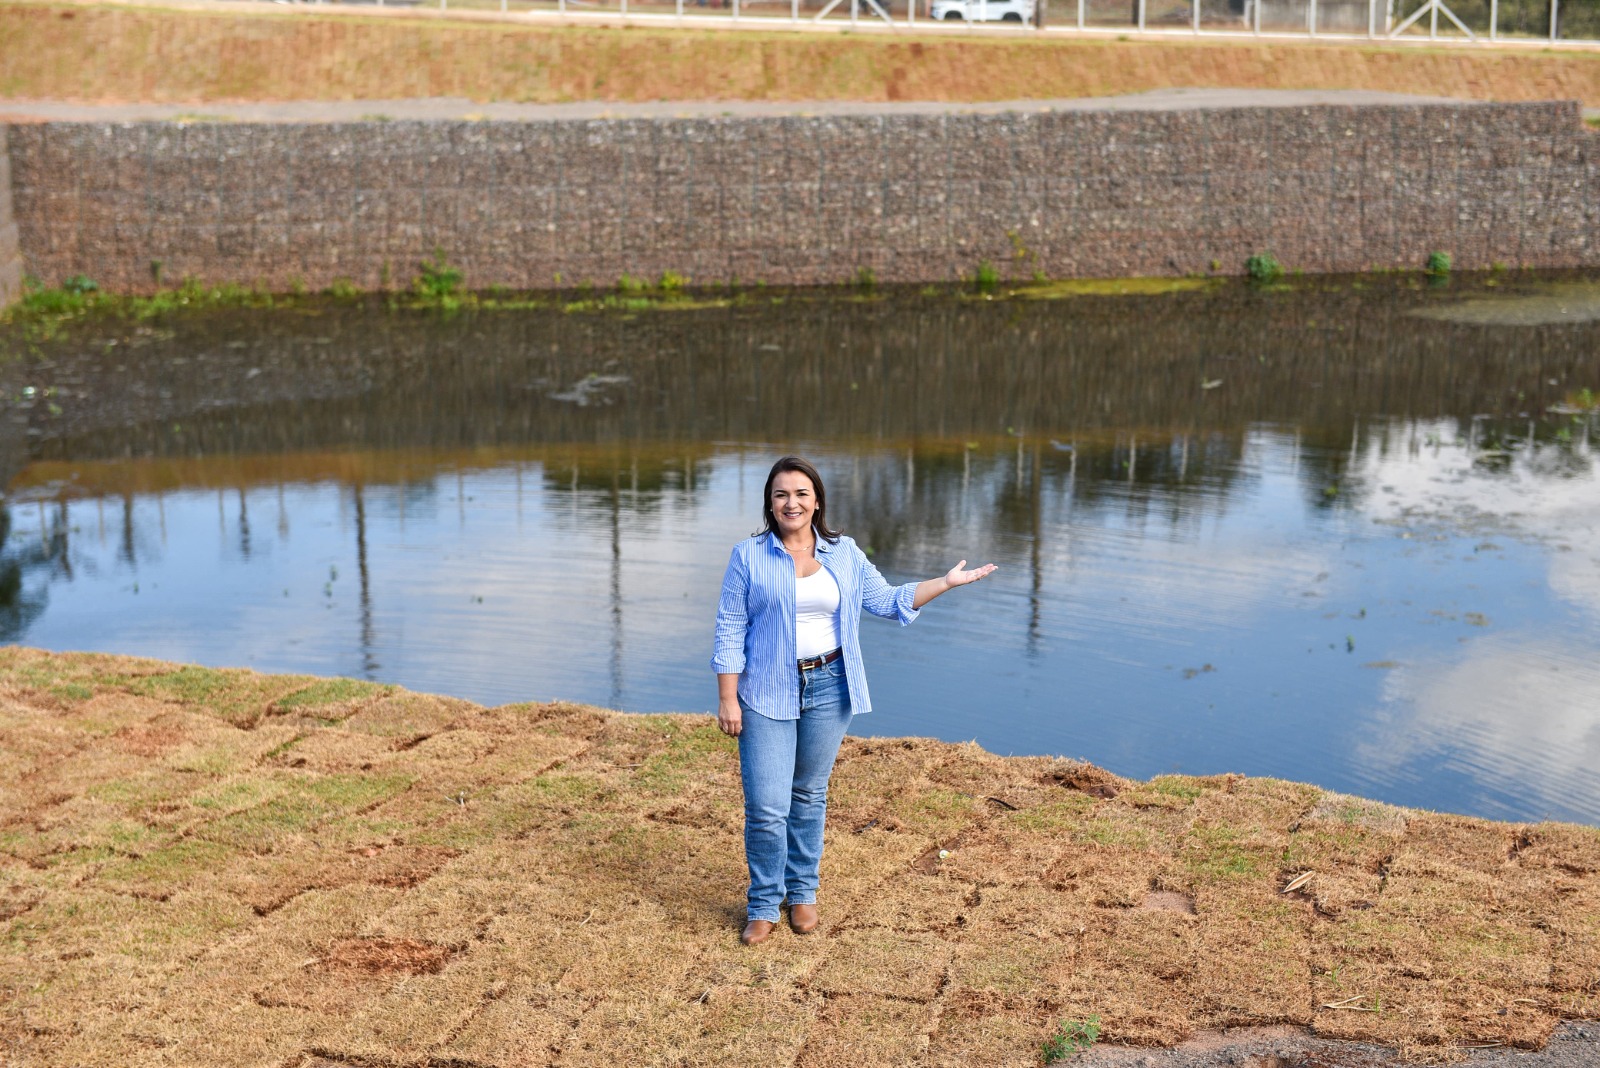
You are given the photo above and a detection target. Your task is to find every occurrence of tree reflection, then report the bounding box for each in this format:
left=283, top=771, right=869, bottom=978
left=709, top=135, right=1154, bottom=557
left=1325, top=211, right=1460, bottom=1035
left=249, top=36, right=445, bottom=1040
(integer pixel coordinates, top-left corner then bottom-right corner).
left=0, top=506, right=65, bottom=641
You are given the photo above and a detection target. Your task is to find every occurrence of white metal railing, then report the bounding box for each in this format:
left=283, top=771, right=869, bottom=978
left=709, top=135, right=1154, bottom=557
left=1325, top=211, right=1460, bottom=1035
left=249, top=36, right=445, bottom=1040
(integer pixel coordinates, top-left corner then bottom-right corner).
left=328, top=0, right=1598, bottom=46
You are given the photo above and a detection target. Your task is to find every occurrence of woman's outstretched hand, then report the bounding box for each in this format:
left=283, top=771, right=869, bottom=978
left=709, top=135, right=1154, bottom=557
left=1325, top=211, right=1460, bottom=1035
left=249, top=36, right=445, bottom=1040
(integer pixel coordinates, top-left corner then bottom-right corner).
left=944, top=560, right=997, bottom=588
left=913, top=559, right=998, bottom=609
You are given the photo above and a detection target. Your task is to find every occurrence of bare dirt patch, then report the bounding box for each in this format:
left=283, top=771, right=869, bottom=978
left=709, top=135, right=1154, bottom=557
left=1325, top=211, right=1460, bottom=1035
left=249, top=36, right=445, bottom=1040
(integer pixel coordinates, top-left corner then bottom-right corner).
left=111, top=723, right=185, bottom=757
left=1046, top=759, right=1127, bottom=799
left=320, top=936, right=455, bottom=976
left=1140, top=890, right=1196, bottom=914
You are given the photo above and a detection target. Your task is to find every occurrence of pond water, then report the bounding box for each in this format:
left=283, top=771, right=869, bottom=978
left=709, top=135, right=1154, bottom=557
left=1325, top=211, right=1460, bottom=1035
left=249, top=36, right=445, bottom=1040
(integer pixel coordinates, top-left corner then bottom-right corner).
left=4, top=276, right=1598, bottom=825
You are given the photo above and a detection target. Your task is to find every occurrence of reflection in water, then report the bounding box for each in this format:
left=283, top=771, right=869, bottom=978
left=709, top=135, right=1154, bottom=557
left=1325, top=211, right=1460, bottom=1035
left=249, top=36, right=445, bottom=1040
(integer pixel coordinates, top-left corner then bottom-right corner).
left=3, top=278, right=1599, bottom=824
left=1364, top=635, right=1600, bottom=825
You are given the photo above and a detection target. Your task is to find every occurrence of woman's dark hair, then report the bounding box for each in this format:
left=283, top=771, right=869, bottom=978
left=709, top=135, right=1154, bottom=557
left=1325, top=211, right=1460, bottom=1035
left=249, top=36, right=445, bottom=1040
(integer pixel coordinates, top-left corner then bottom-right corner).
left=756, top=456, right=842, bottom=543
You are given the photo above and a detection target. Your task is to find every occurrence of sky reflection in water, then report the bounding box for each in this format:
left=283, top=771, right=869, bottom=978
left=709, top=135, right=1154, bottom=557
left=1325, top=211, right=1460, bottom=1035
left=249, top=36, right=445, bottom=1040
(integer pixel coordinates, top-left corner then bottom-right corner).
left=3, top=280, right=1598, bottom=824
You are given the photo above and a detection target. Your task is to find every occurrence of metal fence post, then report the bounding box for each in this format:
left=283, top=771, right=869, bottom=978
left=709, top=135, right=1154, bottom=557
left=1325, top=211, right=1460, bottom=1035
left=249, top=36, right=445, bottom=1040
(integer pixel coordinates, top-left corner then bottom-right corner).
left=1368, top=0, right=1375, bottom=37
left=1193, top=0, right=1200, bottom=33
left=560, top=0, right=566, bottom=15
left=1309, top=0, right=1316, bottom=34
left=1488, top=0, right=1496, bottom=40
left=1138, top=0, right=1145, bottom=31
left=1077, top=0, right=1084, bottom=29
left=621, top=0, right=628, bottom=17
left=733, top=0, right=739, bottom=21
left=792, top=0, right=798, bottom=20
left=1252, top=0, right=1260, bottom=34
left=1550, top=0, right=1559, bottom=41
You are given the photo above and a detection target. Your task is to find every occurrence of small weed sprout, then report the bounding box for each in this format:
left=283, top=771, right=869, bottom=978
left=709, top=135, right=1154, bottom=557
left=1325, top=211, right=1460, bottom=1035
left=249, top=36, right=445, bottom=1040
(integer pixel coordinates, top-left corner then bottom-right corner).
left=617, top=274, right=648, bottom=294
left=1425, top=251, right=1452, bottom=277
left=974, top=260, right=1000, bottom=293
left=1042, top=1016, right=1100, bottom=1063
left=658, top=270, right=688, bottom=293
left=854, top=266, right=877, bottom=292
left=1245, top=253, right=1283, bottom=283
left=1007, top=228, right=1042, bottom=276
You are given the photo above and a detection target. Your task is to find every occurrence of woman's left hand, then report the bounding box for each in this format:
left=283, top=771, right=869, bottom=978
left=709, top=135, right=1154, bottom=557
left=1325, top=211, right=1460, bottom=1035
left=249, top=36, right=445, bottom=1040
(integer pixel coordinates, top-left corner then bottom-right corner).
left=944, top=560, right=998, bottom=588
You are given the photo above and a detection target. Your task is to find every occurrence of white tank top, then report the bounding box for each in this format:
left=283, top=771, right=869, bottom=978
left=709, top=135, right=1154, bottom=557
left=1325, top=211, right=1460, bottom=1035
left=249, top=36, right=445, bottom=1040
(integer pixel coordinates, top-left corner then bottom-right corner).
left=794, top=566, right=842, bottom=660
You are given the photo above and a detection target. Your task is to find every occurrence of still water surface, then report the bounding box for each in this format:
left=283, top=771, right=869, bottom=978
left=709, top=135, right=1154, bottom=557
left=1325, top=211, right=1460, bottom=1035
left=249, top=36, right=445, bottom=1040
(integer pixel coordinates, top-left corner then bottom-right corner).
left=4, top=278, right=1598, bottom=823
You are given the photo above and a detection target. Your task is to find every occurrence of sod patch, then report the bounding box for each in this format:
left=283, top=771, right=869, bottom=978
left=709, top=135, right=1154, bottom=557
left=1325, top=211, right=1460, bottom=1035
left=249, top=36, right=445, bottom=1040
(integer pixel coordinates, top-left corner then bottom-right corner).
left=1, top=649, right=1597, bottom=1066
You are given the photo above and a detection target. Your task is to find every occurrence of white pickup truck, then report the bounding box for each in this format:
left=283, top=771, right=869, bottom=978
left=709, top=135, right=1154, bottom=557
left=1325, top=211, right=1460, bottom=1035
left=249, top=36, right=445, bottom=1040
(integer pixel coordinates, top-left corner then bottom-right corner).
left=929, top=0, right=1035, bottom=21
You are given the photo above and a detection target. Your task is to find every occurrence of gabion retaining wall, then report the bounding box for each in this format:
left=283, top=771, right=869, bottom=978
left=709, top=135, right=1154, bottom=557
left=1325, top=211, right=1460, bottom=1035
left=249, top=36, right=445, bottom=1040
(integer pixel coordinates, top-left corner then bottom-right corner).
left=8, top=100, right=1599, bottom=293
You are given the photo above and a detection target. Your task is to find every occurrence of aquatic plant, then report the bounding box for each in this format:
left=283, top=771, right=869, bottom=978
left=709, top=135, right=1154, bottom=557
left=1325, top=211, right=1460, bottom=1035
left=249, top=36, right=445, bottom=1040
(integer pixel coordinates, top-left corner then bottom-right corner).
left=1426, top=251, right=1452, bottom=277
left=3, top=276, right=281, bottom=341
left=324, top=277, right=361, bottom=300
left=1042, top=1016, right=1100, bottom=1063
left=1245, top=253, right=1283, bottom=283
left=974, top=260, right=1000, bottom=293
left=414, top=249, right=465, bottom=304
left=853, top=266, right=877, bottom=292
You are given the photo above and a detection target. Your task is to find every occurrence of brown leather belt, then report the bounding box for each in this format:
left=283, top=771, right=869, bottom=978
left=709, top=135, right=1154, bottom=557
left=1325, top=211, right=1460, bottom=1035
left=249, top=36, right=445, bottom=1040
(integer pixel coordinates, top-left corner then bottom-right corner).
left=797, top=648, right=843, bottom=672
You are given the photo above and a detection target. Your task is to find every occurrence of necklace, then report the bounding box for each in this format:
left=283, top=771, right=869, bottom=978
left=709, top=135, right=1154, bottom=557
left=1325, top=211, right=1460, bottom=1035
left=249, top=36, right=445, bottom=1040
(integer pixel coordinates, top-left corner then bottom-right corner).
left=784, top=541, right=815, bottom=554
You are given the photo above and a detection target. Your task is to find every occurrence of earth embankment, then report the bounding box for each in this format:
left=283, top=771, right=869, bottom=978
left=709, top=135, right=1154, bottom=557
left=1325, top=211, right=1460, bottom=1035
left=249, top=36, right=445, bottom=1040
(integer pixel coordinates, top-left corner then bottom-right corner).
left=4, top=0, right=1600, bottom=108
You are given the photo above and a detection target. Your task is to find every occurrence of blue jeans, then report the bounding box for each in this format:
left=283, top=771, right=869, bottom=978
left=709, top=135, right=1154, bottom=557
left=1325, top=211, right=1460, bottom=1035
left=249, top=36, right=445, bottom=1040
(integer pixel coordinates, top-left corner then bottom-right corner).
left=737, top=658, right=853, bottom=923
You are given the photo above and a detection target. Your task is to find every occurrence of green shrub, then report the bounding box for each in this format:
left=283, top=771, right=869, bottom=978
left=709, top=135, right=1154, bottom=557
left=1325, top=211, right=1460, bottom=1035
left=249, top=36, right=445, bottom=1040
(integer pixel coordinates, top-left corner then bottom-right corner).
left=1246, top=253, right=1283, bottom=283
left=1425, top=251, right=1452, bottom=277
left=658, top=270, right=688, bottom=293
left=20, top=284, right=89, bottom=317
left=415, top=249, right=464, bottom=301
left=853, top=265, right=877, bottom=292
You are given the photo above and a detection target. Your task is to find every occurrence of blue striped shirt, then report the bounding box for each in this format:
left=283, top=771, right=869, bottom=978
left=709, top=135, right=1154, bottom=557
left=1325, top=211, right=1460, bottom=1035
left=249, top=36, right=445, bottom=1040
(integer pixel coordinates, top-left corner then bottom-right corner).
left=712, top=531, right=921, bottom=720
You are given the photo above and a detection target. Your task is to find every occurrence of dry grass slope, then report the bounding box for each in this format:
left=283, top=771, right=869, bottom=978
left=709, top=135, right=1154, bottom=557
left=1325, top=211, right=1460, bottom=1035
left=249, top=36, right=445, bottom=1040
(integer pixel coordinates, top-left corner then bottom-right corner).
left=5, top=1, right=1600, bottom=107
left=0, top=647, right=1597, bottom=1066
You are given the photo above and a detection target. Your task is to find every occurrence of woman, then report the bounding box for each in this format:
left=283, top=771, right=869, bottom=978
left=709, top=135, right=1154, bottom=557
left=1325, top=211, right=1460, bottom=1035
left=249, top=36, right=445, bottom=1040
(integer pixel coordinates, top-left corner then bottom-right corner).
left=711, top=456, right=996, bottom=946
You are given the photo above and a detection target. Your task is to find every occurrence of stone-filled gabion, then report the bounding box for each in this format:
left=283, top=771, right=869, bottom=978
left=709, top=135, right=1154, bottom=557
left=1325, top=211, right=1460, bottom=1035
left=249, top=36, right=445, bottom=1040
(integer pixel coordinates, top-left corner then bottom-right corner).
left=7, top=100, right=1598, bottom=294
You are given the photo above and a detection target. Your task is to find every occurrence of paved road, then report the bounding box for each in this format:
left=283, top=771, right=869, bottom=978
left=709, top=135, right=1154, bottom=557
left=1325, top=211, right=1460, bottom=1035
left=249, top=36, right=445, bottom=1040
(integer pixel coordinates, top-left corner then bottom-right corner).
left=1, top=87, right=1581, bottom=124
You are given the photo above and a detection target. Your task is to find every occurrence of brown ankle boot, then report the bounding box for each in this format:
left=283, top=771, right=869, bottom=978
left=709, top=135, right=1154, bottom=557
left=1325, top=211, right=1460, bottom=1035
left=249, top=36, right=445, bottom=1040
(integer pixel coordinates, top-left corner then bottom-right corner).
left=788, top=903, right=819, bottom=934
left=740, top=919, right=776, bottom=946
